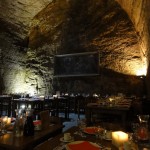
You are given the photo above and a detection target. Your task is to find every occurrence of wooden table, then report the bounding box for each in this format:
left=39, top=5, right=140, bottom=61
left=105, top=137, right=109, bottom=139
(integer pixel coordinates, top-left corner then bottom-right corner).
left=43, top=96, right=70, bottom=120
left=12, top=97, right=69, bottom=119
left=0, top=124, right=63, bottom=150
left=33, top=126, right=118, bottom=150
left=85, top=103, right=131, bottom=130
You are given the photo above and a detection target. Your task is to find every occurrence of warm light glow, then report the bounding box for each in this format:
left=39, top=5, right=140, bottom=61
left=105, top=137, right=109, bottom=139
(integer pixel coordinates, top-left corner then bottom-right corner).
left=21, top=104, right=26, bottom=109
left=2, top=116, right=8, bottom=123
left=136, top=67, right=147, bottom=76
left=109, top=98, right=113, bottom=102
left=53, top=95, right=58, bottom=98
left=93, top=93, right=98, bottom=97
left=6, top=118, right=11, bottom=126
left=112, top=131, right=128, bottom=148
left=135, top=55, right=147, bottom=76
left=14, top=83, right=35, bottom=96
left=10, top=70, right=36, bottom=96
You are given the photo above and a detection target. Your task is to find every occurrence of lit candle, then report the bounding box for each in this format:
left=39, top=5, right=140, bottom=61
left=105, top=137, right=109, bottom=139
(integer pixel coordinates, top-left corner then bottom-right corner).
left=2, top=116, right=8, bottom=124
left=6, top=117, right=11, bottom=126
left=112, top=131, right=128, bottom=148
left=53, top=95, right=57, bottom=98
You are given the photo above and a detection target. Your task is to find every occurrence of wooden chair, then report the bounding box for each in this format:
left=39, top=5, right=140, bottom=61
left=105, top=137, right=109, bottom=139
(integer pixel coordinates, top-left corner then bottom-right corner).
left=75, top=95, right=87, bottom=119
left=39, top=110, right=62, bottom=130
left=58, top=97, right=70, bottom=120
left=0, top=96, right=12, bottom=117
left=43, top=98, right=59, bottom=117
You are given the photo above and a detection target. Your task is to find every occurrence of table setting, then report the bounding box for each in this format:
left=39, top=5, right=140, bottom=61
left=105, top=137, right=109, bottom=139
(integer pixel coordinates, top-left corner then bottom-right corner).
left=51, top=118, right=146, bottom=150
left=53, top=120, right=115, bottom=150
left=0, top=116, right=13, bottom=135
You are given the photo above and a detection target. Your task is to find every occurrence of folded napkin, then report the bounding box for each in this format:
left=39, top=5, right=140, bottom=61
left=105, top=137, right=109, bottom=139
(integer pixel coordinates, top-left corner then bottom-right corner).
left=67, top=141, right=100, bottom=150
left=85, top=128, right=95, bottom=134
left=84, top=127, right=99, bottom=134
left=33, top=120, right=41, bottom=125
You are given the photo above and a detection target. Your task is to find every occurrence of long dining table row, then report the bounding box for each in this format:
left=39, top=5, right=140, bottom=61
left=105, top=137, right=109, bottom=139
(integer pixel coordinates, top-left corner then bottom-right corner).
left=0, top=94, right=99, bottom=120
left=0, top=95, right=71, bottom=120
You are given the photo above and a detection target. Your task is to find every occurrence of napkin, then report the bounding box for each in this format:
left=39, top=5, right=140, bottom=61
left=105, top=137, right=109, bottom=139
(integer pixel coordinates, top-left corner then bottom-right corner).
left=33, top=120, right=41, bottom=125
left=67, top=141, right=100, bottom=150
left=84, top=127, right=97, bottom=134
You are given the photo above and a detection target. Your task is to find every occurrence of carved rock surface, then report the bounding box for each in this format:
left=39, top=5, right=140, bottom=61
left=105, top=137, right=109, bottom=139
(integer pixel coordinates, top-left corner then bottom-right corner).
left=0, top=0, right=147, bottom=95
left=0, top=0, right=52, bottom=40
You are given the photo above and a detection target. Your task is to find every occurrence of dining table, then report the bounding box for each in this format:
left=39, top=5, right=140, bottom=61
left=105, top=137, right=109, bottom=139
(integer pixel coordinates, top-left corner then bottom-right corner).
left=0, top=124, right=63, bottom=150
left=12, top=96, right=69, bottom=119
left=34, top=125, right=150, bottom=150
left=85, top=99, right=132, bottom=130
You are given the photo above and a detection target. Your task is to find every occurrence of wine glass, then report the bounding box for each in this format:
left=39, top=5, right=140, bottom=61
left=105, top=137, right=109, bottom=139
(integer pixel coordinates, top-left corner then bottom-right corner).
left=95, top=126, right=104, bottom=146
left=131, top=122, right=139, bottom=142
left=0, top=119, right=3, bottom=136
left=77, top=118, right=86, bottom=137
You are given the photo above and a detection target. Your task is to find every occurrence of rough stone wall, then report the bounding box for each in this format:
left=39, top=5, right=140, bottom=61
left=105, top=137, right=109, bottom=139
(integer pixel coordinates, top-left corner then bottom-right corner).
left=0, top=0, right=146, bottom=96
left=116, top=0, right=150, bottom=99
left=115, top=0, right=150, bottom=57
left=27, top=0, right=143, bottom=96
left=0, top=32, right=26, bottom=94
left=0, top=0, right=53, bottom=40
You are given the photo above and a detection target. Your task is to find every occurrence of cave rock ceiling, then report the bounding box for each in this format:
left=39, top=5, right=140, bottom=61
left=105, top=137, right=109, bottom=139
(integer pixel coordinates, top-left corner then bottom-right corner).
left=0, top=0, right=146, bottom=95
left=0, top=0, right=52, bottom=41
left=0, top=0, right=142, bottom=75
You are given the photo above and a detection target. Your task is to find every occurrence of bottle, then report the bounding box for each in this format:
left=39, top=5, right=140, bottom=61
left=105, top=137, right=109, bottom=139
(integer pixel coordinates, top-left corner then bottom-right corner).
left=13, top=117, right=23, bottom=137
left=13, top=109, right=23, bottom=137
left=137, top=115, right=149, bottom=142
left=23, top=109, right=34, bottom=136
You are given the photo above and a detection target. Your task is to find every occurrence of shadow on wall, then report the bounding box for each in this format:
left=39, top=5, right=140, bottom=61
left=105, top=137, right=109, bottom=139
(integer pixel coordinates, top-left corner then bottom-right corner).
left=0, top=74, right=5, bottom=94
left=146, top=62, right=150, bottom=100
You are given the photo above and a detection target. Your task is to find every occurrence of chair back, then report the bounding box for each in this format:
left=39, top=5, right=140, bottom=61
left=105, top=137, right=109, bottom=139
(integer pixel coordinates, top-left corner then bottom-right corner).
left=40, top=110, right=50, bottom=129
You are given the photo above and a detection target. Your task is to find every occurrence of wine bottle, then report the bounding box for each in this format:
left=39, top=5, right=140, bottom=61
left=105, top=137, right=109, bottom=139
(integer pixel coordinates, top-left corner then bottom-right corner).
left=23, top=116, right=34, bottom=136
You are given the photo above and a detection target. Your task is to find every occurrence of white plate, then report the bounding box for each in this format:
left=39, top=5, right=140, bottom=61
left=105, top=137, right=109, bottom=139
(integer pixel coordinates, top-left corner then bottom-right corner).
left=65, top=141, right=99, bottom=150
left=60, top=137, right=74, bottom=143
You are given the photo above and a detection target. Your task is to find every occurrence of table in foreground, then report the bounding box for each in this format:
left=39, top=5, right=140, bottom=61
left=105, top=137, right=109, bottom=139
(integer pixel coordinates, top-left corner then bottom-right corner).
left=34, top=126, right=150, bottom=150
left=0, top=124, right=63, bottom=150
left=34, top=126, right=118, bottom=150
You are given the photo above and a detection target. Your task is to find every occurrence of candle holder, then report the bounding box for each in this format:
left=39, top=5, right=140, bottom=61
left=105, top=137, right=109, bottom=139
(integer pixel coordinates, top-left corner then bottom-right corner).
left=137, top=115, right=149, bottom=142
left=112, top=131, right=128, bottom=148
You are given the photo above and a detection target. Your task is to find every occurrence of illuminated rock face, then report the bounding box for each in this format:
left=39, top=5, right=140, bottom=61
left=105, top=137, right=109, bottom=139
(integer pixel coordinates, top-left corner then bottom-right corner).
left=0, top=0, right=149, bottom=96
left=0, top=0, right=53, bottom=40
left=116, top=0, right=150, bottom=98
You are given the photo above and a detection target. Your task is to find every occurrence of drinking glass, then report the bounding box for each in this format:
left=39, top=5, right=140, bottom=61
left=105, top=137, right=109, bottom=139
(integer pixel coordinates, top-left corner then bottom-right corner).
left=131, top=122, right=139, bottom=142
left=95, top=126, right=104, bottom=147
left=1, top=116, right=8, bottom=134
left=0, top=120, right=3, bottom=136
left=77, top=118, right=86, bottom=137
